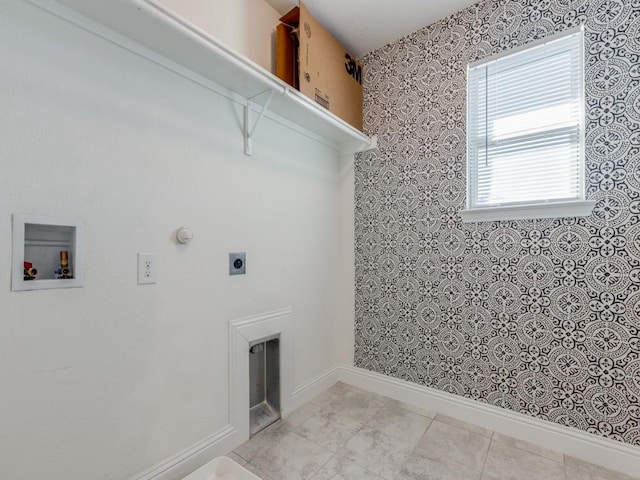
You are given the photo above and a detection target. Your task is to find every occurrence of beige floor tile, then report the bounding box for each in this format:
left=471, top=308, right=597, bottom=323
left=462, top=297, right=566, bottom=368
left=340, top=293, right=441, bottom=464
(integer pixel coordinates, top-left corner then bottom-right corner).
left=490, top=432, right=563, bottom=462
left=386, top=398, right=438, bottom=418
left=434, top=414, right=493, bottom=438
left=293, top=410, right=363, bottom=452
left=365, top=403, right=432, bottom=444
left=309, top=384, right=349, bottom=408
left=321, top=388, right=386, bottom=424
left=235, top=423, right=332, bottom=480
left=342, top=424, right=416, bottom=480
left=416, top=420, right=491, bottom=472
left=332, top=381, right=354, bottom=392
left=565, top=456, right=640, bottom=480
left=226, top=451, right=248, bottom=466
left=343, top=384, right=388, bottom=402
left=483, top=439, right=564, bottom=480
left=398, top=448, right=482, bottom=480
left=234, top=421, right=291, bottom=461
left=231, top=387, right=634, bottom=480
left=311, top=454, right=385, bottom=480
left=244, top=462, right=277, bottom=480
left=284, top=401, right=324, bottom=428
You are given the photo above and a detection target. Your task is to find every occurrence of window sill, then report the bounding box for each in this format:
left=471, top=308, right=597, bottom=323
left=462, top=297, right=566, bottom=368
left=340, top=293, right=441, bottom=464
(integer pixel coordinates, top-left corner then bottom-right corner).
left=459, top=200, right=595, bottom=223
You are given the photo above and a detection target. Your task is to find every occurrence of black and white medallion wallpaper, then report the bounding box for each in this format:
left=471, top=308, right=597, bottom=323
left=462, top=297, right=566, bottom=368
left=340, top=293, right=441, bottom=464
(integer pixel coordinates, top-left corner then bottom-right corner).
left=355, top=0, right=640, bottom=445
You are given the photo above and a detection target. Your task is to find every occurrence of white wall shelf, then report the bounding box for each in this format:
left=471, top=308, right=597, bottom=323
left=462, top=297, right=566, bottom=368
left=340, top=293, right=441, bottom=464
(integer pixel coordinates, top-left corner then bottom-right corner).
left=27, top=0, right=372, bottom=155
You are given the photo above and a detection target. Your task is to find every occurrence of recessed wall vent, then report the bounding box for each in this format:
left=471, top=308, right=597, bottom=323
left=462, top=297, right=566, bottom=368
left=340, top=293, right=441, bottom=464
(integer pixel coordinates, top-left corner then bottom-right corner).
left=249, top=335, right=280, bottom=436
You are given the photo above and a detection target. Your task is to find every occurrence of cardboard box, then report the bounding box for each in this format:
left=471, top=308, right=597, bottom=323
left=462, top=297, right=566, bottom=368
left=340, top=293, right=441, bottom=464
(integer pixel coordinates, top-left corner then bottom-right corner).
left=276, top=2, right=363, bottom=131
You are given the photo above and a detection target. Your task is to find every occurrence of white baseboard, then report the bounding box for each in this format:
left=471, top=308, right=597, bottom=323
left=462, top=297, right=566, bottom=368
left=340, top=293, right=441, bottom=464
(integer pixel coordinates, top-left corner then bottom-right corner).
left=131, top=425, right=240, bottom=480
left=287, top=366, right=341, bottom=413
left=128, top=365, right=341, bottom=480
left=338, top=365, right=640, bottom=478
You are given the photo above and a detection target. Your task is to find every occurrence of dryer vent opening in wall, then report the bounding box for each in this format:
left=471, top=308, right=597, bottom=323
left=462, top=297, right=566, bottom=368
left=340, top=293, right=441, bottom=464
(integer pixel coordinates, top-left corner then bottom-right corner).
left=249, top=335, right=281, bottom=437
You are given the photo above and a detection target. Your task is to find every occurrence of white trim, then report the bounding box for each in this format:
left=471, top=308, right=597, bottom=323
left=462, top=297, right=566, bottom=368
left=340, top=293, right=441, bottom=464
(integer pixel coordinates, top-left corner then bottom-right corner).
left=337, top=365, right=640, bottom=478
left=468, top=25, right=584, bottom=68
left=130, top=425, right=237, bottom=480
left=459, top=200, right=595, bottom=223
left=229, top=308, right=294, bottom=441
left=578, top=25, right=587, bottom=207
left=465, top=27, right=587, bottom=221
left=287, top=366, right=342, bottom=413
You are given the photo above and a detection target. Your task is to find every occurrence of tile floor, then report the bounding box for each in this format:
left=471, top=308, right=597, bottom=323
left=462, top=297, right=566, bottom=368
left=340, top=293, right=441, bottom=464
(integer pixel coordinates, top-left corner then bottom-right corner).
left=229, top=382, right=640, bottom=480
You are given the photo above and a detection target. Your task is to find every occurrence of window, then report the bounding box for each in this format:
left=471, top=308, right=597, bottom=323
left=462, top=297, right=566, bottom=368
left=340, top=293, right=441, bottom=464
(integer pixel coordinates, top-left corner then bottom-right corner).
left=460, top=27, right=594, bottom=223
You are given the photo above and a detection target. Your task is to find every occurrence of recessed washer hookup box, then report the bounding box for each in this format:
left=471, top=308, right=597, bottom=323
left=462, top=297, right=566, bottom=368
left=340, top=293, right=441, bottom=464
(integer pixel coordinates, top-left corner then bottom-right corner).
left=276, top=2, right=363, bottom=131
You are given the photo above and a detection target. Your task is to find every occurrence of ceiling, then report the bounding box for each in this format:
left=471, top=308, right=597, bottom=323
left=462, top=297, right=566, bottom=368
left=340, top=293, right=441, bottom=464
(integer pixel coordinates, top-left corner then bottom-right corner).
left=264, top=0, right=479, bottom=58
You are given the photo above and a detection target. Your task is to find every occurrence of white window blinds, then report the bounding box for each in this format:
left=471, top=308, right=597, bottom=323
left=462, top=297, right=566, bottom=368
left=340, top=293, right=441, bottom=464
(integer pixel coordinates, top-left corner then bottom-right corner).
left=466, top=28, right=585, bottom=211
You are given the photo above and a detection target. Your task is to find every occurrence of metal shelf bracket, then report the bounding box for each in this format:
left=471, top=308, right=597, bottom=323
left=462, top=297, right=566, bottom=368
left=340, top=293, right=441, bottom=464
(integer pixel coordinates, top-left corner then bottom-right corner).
left=244, top=89, right=276, bottom=155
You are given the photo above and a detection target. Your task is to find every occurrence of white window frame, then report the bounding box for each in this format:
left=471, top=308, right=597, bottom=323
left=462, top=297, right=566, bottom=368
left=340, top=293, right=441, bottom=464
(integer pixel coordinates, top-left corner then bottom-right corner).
left=460, top=26, right=594, bottom=223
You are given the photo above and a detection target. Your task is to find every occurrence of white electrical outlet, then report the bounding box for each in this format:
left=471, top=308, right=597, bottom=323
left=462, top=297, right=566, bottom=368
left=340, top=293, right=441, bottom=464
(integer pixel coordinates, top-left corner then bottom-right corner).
left=137, top=253, right=158, bottom=285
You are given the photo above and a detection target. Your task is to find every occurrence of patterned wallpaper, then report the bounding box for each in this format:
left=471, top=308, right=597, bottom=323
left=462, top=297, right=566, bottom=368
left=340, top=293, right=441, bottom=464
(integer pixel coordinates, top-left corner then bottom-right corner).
left=355, top=0, right=640, bottom=445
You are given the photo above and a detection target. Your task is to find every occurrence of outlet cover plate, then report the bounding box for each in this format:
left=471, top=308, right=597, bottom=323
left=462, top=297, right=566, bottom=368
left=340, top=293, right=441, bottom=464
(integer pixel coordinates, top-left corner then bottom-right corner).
left=138, top=252, right=158, bottom=284
left=229, top=252, right=246, bottom=275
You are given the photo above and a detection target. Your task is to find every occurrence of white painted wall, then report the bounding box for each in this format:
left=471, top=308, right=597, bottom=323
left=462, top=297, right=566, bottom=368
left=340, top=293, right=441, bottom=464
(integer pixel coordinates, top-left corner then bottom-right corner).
left=0, top=1, right=352, bottom=479
left=156, top=0, right=280, bottom=72
left=335, top=155, right=356, bottom=365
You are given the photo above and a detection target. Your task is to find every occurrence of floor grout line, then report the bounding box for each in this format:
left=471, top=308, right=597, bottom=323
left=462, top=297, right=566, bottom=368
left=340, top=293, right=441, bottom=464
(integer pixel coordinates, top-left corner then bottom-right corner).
left=478, top=430, right=495, bottom=480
